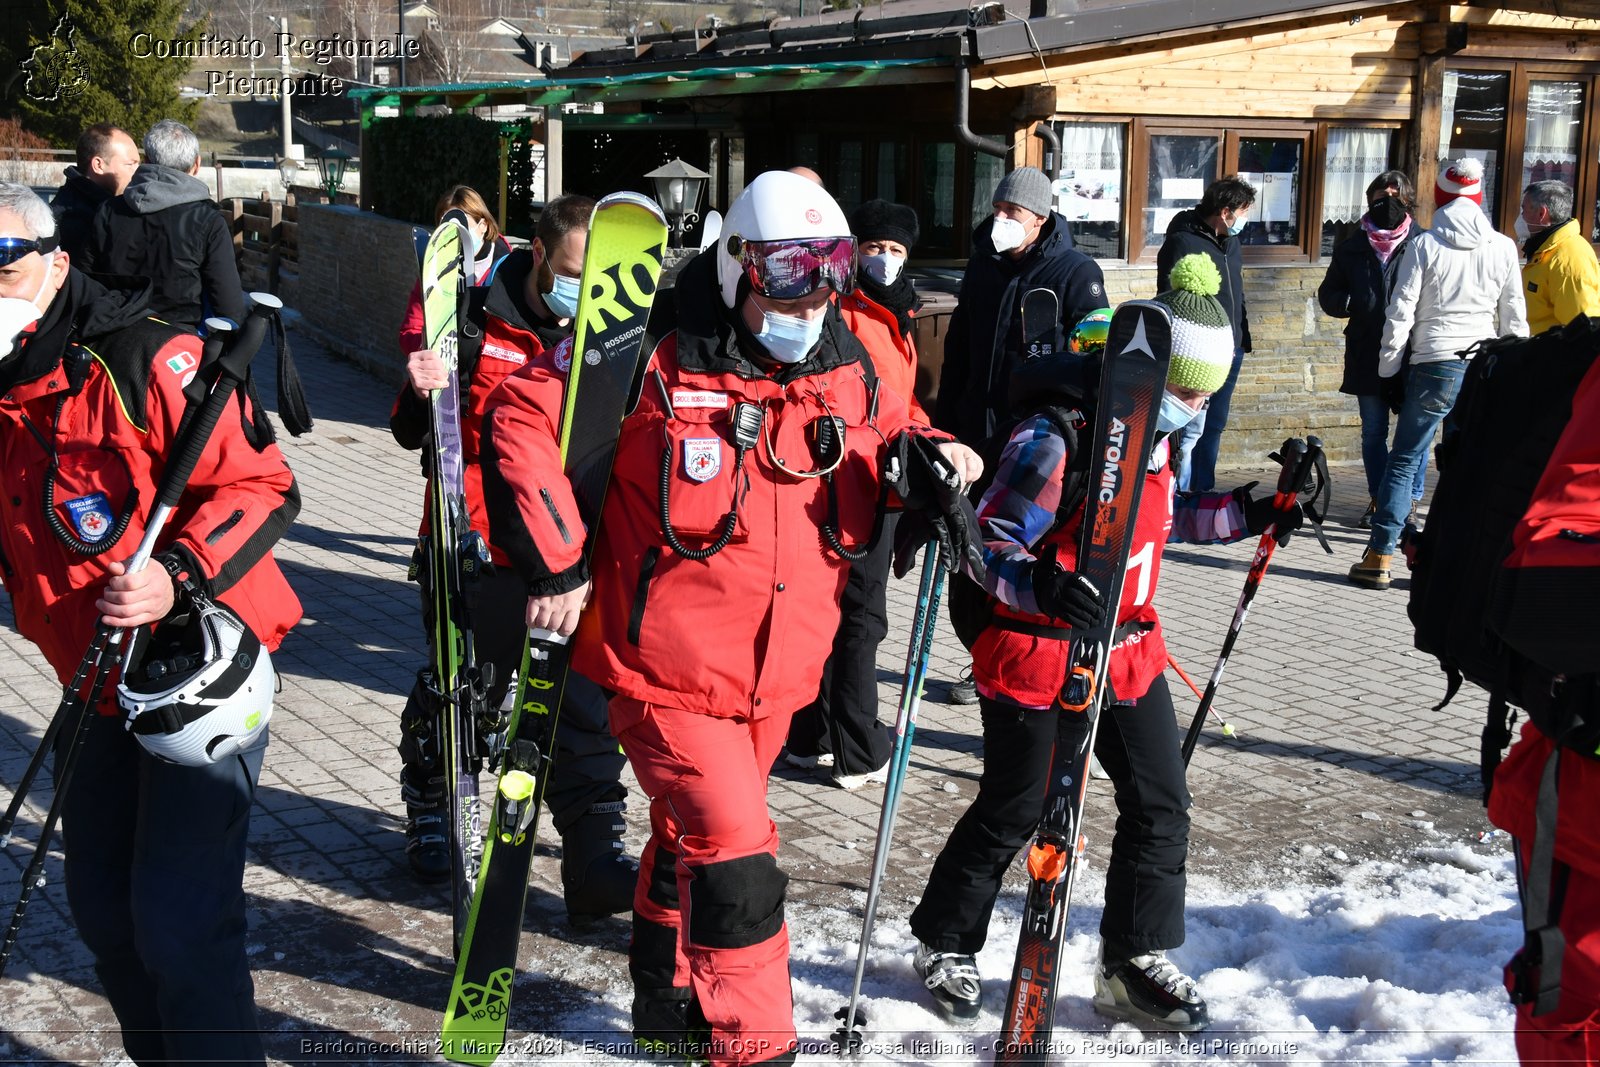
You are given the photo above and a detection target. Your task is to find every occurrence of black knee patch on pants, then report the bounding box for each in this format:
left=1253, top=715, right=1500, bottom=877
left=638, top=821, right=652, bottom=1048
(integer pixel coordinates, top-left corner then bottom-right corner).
left=646, top=846, right=680, bottom=910
left=630, top=912, right=681, bottom=989
left=686, top=853, right=787, bottom=950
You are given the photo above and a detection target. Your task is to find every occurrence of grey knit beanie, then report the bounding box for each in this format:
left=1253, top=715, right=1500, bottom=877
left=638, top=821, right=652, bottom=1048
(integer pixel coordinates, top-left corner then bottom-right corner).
left=992, top=166, right=1054, bottom=219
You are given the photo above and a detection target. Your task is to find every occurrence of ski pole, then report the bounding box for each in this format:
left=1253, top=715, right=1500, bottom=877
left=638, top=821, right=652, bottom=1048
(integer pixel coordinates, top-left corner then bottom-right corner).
left=835, top=539, right=948, bottom=1054
left=1166, top=655, right=1234, bottom=739
left=1179, top=436, right=1323, bottom=767
left=1, top=297, right=276, bottom=976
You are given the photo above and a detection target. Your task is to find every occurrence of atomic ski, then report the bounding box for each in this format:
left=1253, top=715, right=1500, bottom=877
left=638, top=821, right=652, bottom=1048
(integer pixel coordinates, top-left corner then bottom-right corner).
left=996, top=300, right=1172, bottom=1063
left=1021, top=287, right=1060, bottom=361
left=442, top=192, right=668, bottom=1064
left=419, top=211, right=496, bottom=958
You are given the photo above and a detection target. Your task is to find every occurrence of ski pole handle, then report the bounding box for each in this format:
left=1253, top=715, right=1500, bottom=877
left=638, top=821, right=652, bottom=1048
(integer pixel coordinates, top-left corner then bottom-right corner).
left=1269, top=437, right=1308, bottom=508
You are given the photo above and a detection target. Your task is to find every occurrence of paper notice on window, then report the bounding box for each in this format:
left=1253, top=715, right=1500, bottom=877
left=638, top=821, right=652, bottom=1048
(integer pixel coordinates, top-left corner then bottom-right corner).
left=1149, top=206, right=1181, bottom=235
left=1160, top=177, right=1205, bottom=203
left=1254, top=172, right=1295, bottom=224
left=1055, top=170, right=1121, bottom=221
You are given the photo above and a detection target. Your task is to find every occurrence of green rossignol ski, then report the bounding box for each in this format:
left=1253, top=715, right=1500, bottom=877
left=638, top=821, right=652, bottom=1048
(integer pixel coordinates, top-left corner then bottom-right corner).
left=419, top=211, right=496, bottom=957
left=442, top=192, right=668, bottom=1064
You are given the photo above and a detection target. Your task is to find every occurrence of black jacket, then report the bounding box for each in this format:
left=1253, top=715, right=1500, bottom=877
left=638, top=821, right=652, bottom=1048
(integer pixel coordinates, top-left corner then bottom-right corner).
left=1156, top=209, right=1251, bottom=354
left=85, top=164, right=246, bottom=330
left=934, top=213, right=1106, bottom=445
left=49, top=168, right=111, bottom=264
left=1317, top=222, right=1420, bottom=396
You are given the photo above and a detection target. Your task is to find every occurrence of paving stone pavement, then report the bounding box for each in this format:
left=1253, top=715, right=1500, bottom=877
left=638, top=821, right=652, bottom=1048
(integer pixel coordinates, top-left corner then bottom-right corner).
left=0, top=327, right=1507, bottom=1063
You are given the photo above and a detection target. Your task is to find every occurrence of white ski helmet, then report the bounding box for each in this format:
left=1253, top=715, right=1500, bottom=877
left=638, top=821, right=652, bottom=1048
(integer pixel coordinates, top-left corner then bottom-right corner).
left=119, top=599, right=275, bottom=766
left=715, top=170, right=856, bottom=309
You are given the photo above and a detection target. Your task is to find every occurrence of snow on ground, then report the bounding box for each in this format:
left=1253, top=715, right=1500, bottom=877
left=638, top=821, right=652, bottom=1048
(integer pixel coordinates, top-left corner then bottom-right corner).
left=518, top=842, right=1521, bottom=1065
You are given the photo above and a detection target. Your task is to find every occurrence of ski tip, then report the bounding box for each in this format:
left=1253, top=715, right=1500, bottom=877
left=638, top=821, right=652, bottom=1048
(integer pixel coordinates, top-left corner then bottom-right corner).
left=595, top=190, right=669, bottom=226
left=700, top=209, right=723, bottom=251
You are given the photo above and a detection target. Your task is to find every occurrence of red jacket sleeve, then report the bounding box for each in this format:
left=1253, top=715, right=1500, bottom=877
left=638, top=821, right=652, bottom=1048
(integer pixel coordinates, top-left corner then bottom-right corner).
left=480, top=340, right=590, bottom=595
left=398, top=279, right=425, bottom=359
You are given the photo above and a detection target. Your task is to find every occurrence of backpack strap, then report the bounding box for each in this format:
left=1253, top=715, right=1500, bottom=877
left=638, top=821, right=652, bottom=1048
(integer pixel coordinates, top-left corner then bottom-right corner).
left=1506, top=744, right=1569, bottom=1017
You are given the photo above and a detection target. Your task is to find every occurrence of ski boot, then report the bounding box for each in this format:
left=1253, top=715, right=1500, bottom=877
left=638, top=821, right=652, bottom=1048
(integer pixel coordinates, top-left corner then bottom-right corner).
left=1093, top=950, right=1210, bottom=1032
left=632, top=987, right=712, bottom=1063
left=561, top=800, right=638, bottom=924
left=400, top=768, right=451, bottom=883
left=913, top=941, right=982, bottom=1021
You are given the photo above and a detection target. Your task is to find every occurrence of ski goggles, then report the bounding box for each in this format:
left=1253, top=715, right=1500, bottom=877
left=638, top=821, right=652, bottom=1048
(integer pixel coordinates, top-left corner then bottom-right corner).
left=729, top=235, right=857, bottom=301
left=0, top=237, right=53, bottom=268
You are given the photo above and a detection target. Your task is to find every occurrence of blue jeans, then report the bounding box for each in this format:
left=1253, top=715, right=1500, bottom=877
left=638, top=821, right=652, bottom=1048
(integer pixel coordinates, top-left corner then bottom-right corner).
left=1173, top=347, right=1244, bottom=493
left=60, top=713, right=267, bottom=1065
left=1356, top=393, right=1428, bottom=502
left=1369, top=360, right=1467, bottom=555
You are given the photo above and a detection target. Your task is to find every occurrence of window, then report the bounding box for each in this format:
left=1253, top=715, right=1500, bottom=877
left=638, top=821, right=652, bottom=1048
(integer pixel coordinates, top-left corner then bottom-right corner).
left=1055, top=121, right=1125, bottom=258
left=1141, top=130, right=1218, bottom=251
left=1322, top=127, right=1397, bottom=256
left=918, top=141, right=957, bottom=251
left=1523, top=80, right=1584, bottom=189
left=969, top=147, right=1006, bottom=238
left=1126, top=120, right=1315, bottom=262
left=1441, top=70, right=1510, bottom=221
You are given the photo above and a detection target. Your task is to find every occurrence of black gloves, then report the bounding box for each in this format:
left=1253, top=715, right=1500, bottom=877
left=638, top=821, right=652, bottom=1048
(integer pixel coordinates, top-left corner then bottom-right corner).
left=1379, top=373, right=1406, bottom=415
left=887, top=432, right=983, bottom=580
left=1235, top=481, right=1306, bottom=538
left=1034, top=544, right=1108, bottom=630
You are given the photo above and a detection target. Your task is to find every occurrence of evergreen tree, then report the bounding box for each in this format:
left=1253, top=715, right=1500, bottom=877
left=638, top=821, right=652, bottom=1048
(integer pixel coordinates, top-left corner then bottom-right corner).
left=14, top=0, right=202, bottom=147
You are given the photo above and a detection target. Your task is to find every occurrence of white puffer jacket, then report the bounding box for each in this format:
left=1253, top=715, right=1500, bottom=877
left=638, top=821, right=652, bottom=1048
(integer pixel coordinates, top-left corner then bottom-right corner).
left=1378, top=197, right=1528, bottom=375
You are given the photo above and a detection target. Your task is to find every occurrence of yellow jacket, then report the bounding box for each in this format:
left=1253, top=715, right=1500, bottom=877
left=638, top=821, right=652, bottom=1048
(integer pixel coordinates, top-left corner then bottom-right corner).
left=1523, top=219, right=1600, bottom=335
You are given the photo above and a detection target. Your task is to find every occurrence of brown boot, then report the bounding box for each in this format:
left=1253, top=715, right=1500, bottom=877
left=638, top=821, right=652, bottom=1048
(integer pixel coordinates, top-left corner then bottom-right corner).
left=1348, top=550, right=1392, bottom=589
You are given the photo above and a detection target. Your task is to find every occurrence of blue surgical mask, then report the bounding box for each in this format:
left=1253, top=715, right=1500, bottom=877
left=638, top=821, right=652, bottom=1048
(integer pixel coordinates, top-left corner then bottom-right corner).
left=1156, top=390, right=1205, bottom=435
left=756, top=308, right=825, bottom=364
left=543, top=272, right=581, bottom=319
left=1226, top=213, right=1248, bottom=237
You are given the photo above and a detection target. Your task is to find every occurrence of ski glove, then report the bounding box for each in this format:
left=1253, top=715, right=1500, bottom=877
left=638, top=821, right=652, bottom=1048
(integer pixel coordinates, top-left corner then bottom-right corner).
left=1034, top=544, right=1108, bottom=630
left=1235, top=482, right=1306, bottom=539
left=887, top=432, right=983, bottom=580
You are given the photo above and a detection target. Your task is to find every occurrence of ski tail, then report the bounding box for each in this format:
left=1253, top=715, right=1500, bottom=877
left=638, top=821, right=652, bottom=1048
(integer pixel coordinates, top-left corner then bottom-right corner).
left=441, top=193, right=668, bottom=1064
left=1021, top=287, right=1060, bottom=361
left=997, top=300, right=1172, bottom=1063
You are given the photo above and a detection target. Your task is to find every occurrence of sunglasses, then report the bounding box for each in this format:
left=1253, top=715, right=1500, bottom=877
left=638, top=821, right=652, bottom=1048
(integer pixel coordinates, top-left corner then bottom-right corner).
left=729, top=235, right=857, bottom=301
left=0, top=238, right=46, bottom=269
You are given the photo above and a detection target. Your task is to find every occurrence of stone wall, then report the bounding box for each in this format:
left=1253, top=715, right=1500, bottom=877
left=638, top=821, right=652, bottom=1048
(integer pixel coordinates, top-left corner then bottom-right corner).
left=1102, top=264, right=1356, bottom=466
left=295, top=204, right=419, bottom=385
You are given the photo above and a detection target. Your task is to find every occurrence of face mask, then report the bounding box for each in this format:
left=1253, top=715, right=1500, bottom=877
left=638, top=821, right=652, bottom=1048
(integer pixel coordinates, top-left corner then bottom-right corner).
left=0, top=252, right=53, bottom=360
left=1514, top=215, right=1532, bottom=243
left=860, top=252, right=904, bottom=286
left=543, top=271, right=581, bottom=320
left=756, top=308, right=825, bottom=364
left=1155, top=390, right=1205, bottom=436
left=1368, top=195, right=1407, bottom=231
left=990, top=216, right=1026, bottom=253
left=1226, top=213, right=1248, bottom=237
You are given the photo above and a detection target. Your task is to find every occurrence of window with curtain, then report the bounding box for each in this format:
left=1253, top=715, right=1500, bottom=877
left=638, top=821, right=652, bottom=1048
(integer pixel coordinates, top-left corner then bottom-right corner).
left=1524, top=80, right=1584, bottom=189
left=919, top=141, right=957, bottom=250
left=1322, top=127, right=1394, bottom=255
left=969, top=145, right=1006, bottom=240
left=1441, top=70, right=1510, bottom=220
left=1056, top=121, right=1124, bottom=258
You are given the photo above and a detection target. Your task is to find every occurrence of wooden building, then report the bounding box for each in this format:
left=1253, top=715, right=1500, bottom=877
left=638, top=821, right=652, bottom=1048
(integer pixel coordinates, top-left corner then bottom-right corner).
left=352, top=0, right=1600, bottom=462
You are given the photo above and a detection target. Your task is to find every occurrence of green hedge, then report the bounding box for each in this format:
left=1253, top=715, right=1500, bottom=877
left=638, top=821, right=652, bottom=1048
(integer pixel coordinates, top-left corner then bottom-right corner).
left=365, top=114, right=538, bottom=239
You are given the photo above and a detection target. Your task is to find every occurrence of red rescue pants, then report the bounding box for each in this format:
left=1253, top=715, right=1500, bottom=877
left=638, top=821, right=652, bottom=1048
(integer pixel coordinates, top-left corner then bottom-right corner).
left=612, top=695, right=796, bottom=1066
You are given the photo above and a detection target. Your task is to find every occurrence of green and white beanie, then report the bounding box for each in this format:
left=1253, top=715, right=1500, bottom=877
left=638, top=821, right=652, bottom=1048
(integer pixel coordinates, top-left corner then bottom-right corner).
left=1155, top=253, right=1234, bottom=394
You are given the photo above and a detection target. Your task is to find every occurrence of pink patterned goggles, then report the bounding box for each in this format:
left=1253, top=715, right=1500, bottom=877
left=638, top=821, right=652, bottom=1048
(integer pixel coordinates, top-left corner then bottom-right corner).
left=730, top=236, right=857, bottom=300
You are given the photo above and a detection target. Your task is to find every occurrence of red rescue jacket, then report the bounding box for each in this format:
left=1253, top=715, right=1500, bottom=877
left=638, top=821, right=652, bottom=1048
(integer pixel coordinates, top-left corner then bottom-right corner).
left=0, top=272, right=302, bottom=698
left=482, top=253, right=944, bottom=720
left=391, top=250, right=570, bottom=567
left=837, top=289, right=929, bottom=425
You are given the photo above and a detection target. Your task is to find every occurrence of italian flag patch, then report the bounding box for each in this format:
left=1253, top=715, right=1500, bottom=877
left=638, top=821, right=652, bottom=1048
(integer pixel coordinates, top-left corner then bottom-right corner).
left=165, top=351, right=196, bottom=376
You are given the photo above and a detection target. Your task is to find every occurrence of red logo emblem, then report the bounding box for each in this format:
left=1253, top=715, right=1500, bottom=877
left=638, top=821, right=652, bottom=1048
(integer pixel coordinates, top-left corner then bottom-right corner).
left=805, top=208, right=822, bottom=224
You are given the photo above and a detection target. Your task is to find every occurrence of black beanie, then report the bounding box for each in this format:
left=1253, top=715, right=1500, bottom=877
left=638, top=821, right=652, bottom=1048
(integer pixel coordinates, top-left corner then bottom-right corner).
left=849, top=198, right=919, bottom=249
